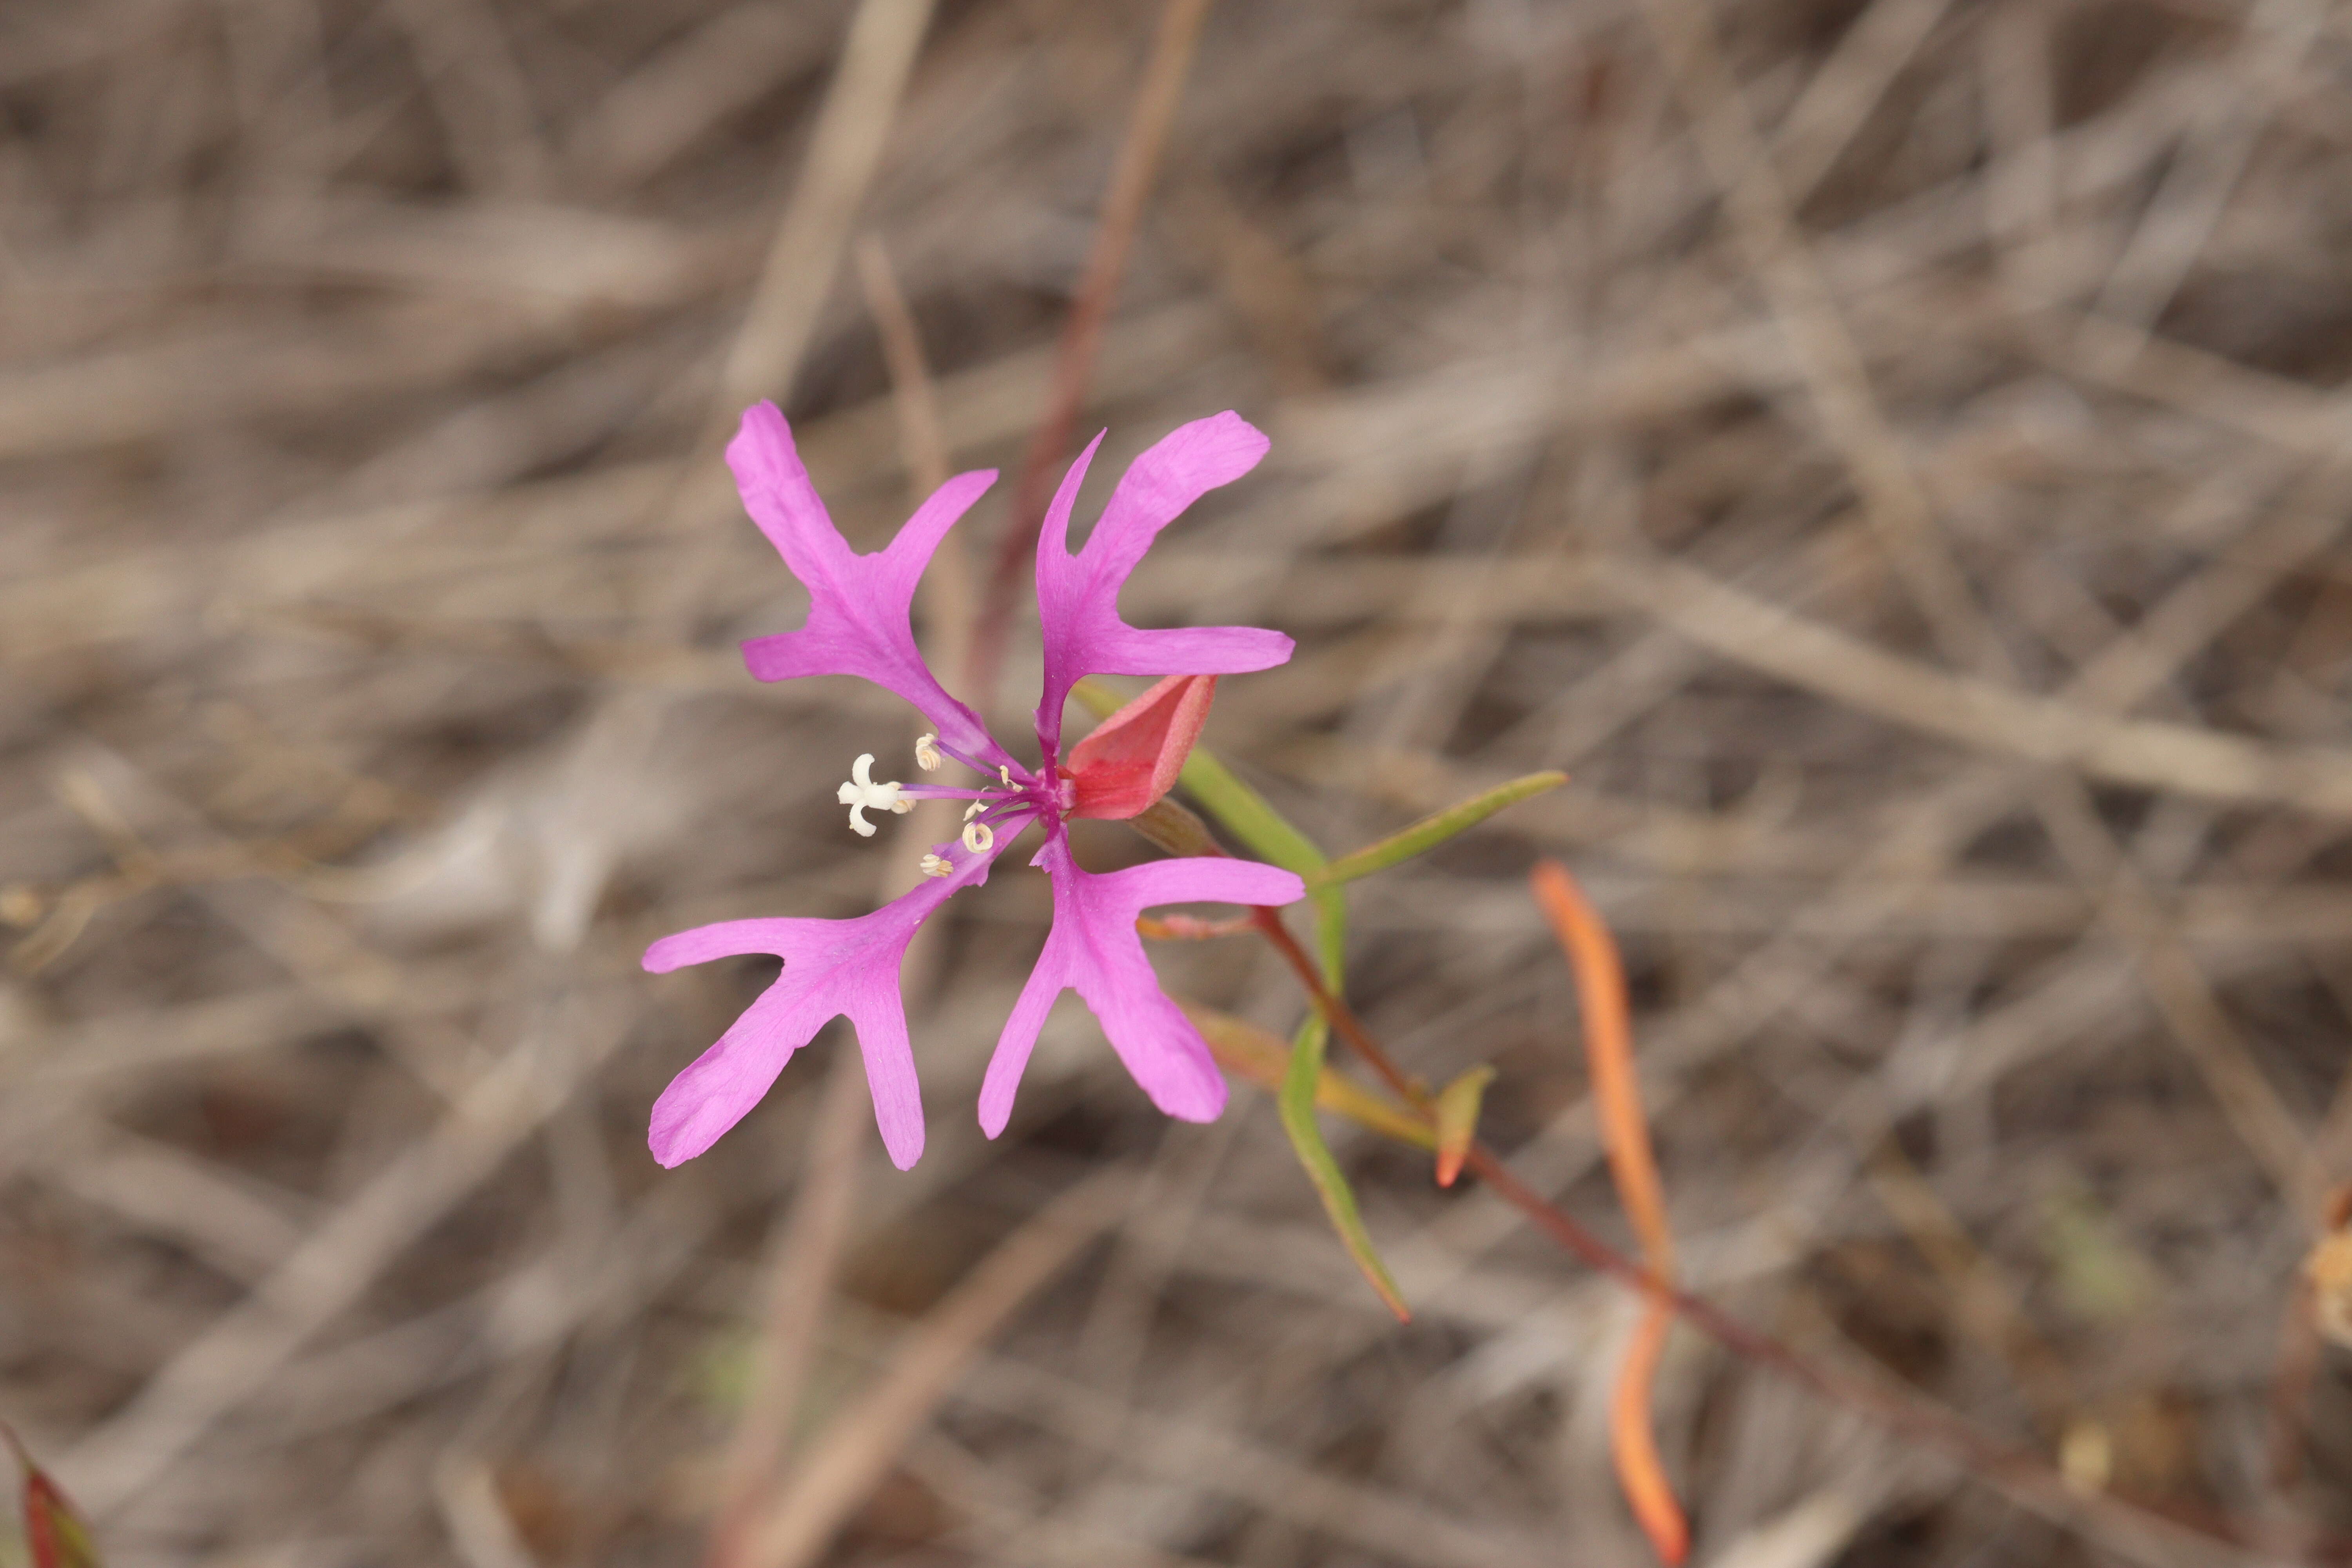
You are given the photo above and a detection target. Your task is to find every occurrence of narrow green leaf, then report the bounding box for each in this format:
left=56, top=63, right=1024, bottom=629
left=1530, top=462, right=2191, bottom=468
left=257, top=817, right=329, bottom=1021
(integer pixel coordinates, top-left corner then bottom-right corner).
left=1179, top=745, right=1328, bottom=875
left=1190, top=1005, right=1434, bottom=1148
left=1076, top=679, right=1393, bottom=1308
left=1281, top=1014, right=1410, bottom=1320
left=1432, top=1065, right=1497, bottom=1188
left=1308, top=772, right=1568, bottom=889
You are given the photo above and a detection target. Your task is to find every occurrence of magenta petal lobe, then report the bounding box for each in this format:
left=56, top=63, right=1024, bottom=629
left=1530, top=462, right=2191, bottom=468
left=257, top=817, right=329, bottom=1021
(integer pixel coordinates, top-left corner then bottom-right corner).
left=641, top=838, right=1006, bottom=1169
left=979, top=825, right=1307, bottom=1137
left=1032, top=414, right=1292, bottom=759
left=729, top=403, right=1008, bottom=769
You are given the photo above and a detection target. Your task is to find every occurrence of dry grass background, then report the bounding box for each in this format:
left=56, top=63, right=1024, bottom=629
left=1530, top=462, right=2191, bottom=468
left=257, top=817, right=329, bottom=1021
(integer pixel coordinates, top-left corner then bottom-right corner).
left=6, top=0, right=2352, bottom=1561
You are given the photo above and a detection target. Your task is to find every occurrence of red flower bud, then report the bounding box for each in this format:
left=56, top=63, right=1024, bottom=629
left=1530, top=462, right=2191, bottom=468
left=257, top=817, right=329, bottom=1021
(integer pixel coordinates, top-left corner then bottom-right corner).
left=1061, top=675, right=1217, bottom=819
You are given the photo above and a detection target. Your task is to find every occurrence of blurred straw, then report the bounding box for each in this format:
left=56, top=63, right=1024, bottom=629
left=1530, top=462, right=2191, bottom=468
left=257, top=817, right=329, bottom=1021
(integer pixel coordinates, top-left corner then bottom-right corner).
left=735, top=1172, right=1134, bottom=1568
left=652, top=0, right=945, bottom=621
left=966, top=0, right=1215, bottom=698
left=704, top=233, right=965, bottom=1568
left=527, top=0, right=938, bottom=959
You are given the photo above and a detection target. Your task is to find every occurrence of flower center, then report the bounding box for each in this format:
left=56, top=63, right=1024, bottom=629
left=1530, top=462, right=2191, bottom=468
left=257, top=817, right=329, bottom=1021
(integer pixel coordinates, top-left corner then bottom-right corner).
left=841, top=737, right=1074, bottom=872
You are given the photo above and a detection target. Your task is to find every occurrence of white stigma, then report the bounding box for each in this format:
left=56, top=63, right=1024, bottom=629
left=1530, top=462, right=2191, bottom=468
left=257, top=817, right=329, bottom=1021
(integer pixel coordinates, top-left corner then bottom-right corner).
left=837, top=753, right=909, bottom=837
left=914, top=733, right=942, bottom=771
left=962, top=820, right=995, bottom=854
left=919, top=852, right=953, bottom=878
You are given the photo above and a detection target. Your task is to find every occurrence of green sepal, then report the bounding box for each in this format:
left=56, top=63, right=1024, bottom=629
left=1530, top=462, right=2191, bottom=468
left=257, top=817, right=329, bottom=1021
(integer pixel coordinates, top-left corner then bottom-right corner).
left=1432, top=1064, right=1497, bottom=1188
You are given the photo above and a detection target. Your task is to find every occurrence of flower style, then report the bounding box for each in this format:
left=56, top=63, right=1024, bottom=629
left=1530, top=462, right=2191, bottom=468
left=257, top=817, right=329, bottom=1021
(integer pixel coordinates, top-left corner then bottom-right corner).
left=644, top=403, right=1307, bottom=1171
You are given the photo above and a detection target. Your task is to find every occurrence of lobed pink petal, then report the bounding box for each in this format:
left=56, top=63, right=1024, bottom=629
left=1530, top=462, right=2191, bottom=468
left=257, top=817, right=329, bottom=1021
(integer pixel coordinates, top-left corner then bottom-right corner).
left=730, top=403, right=1009, bottom=769
left=978, top=824, right=1306, bottom=1137
left=1032, top=414, right=1294, bottom=760
left=641, top=825, right=1022, bottom=1170
left=650, top=975, right=835, bottom=1168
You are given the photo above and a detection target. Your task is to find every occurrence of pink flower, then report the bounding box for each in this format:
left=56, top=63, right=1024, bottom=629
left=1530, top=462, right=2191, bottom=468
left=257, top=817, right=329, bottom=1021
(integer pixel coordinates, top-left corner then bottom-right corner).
left=644, top=405, right=1306, bottom=1170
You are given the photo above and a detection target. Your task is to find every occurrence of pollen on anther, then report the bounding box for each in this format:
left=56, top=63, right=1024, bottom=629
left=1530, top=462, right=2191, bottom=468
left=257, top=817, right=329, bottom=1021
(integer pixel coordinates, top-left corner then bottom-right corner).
left=962, top=820, right=995, bottom=854
left=919, top=852, right=953, bottom=878
left=914, top=733, right=942, bottom=771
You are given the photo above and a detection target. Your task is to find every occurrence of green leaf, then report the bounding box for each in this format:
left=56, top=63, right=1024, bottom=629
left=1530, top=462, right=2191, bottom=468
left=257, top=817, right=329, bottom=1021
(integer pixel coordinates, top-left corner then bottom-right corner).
left=1281, top=1014, right=1410, bottom=1320
left=1174, top=744, right=1329, bottom=879
left=1432, top=1065, right=1497, bottom=1188
left=1075, top=679, right=1399, bottom=1312
left=1190, top=1005, right=1433, bottom=1148
left=1308, top=772, right=1568, bottom=889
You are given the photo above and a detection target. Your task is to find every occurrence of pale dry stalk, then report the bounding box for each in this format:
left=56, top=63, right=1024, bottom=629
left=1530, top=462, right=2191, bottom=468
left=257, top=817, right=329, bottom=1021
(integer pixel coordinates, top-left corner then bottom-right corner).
left=704, top=234, right=968, bottom=1568
left=967, top=0, right=1215, bottom=698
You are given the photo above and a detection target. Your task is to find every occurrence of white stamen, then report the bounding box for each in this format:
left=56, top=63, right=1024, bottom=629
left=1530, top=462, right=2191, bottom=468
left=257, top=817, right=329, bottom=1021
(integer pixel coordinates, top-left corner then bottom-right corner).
left=914, top=733, right=942, bottom=771
left=836, top=753, right=904, bottom=837
left=919, top=852, right=953, bottom=878
left=962, top=820, right=995, bottom=854
left=998, top=764, right=1013, bottom=787
left=963, top=800, right=987, bottom=821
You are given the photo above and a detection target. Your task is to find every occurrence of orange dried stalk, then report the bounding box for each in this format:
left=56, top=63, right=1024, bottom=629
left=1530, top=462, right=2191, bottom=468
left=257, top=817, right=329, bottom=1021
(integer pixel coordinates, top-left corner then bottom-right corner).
left=1531, top=860, right=1688, bottom=1565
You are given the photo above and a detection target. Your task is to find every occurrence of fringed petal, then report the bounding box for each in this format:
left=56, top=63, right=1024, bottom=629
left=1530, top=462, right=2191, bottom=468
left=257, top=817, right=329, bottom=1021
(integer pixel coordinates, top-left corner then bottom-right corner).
left=642, top=826, right=1019, bottom=1170
left=978, top=824, right=1305, bottom=1136
left=1032, top=414, right=1293, bottom=759
left=730, top=402, right=1009, bottom=770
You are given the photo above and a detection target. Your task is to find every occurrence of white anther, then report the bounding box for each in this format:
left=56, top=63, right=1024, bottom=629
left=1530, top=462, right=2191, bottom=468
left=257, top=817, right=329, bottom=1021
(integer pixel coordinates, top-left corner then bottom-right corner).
left=914, top=733, right=942, bottom=771
left=963, top=800, right=987, bottom=821
left=999, top=764, right=1013, bottom=787
left=919, top=852, right=953, bottom=878
left=961, top=820, right=995, bottom=854
left=836, top=753, right=904, bottom=837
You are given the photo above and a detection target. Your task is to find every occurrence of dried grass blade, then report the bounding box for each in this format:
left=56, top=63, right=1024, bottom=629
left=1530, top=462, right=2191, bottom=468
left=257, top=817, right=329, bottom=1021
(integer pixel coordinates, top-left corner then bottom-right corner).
left=704, top=225, right=981, bottom=1568
left=968, top=0, right=1216, bottom=693
left=736, top=1173, right=1132, bottom=1568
